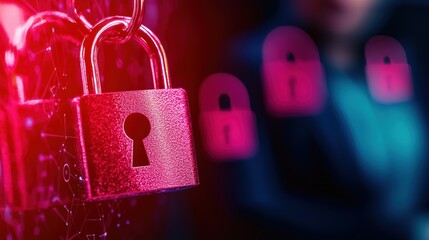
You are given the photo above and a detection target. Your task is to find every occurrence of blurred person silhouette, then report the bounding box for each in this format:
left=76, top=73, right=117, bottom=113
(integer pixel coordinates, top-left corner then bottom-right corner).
left=218, top=0, right=428, bottom=239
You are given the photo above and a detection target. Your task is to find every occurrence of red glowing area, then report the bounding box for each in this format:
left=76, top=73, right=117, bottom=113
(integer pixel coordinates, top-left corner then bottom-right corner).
left=4, top=50, right=16, bottom=69
left=13, top=75, right=25, bottom=103
left=0, top=3, right=25, bottom=40
left=199, top=73, right=258, bottom=160
left=0, top=100, right=75, bottom=211
left=0, top=10, right=87, bottom=211
left=262, top=26, right=326, bottom=117
left=365, top=35, right=413, bottom=103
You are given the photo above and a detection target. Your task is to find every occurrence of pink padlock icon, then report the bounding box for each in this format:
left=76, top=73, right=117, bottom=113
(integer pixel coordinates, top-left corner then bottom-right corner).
left=199, top=73, right=258, bottom=160
left=262, top=26, right=326, bottom=117
left=365, top=35, right=413, bottom=103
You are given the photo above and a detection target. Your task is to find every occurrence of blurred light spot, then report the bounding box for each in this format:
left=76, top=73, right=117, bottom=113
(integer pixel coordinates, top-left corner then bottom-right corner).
left=25, top=117, right=34, bottom=129
left=0, top=3, right=25, bottom=40
left=4, top=50, right=16, bottom=69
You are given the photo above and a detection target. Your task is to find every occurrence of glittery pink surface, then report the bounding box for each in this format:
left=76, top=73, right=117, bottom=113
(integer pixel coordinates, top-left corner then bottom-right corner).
left=73, top=89, right=199, bottom=200
left=200, top=110, right=258, bottom=160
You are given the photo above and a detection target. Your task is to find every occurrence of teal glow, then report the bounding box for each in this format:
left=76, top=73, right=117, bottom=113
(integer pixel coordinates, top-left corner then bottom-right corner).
left=331, top=76, right=425, bottom=216
left=331, top=78, right=389, bottom=187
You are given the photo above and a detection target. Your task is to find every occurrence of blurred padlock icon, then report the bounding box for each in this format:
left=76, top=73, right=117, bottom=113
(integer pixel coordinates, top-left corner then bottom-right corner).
left=199, top=73, right=258, bottom=160
left=72, top=16, right=199, bottom=201
left=0, top=12, right=87, bottom=210
left=365, top=35, right=413, bottom=103
left=262, top=26, right=326, bottom=116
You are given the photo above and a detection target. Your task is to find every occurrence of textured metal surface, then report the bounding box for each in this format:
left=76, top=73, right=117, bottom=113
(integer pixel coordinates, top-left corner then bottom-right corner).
left=200, top=110, right=258, bottom=160
left=0, top=100, right=77, bottom=210
left=73, top=89, right=198, bottom=200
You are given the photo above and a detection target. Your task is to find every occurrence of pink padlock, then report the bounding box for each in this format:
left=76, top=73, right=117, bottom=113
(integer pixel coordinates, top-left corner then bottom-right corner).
left=262, top=26, right=326, bottom=117
left=365, top=35, right=413, bottom=103
left=199, top=73, right=258, bottom=160
left=73, top=17, right=199, bottom=200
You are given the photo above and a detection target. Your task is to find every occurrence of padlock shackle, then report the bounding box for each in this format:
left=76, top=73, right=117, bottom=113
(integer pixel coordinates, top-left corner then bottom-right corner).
left=365, top=35, right=408, bottom=64
left=11, top=11, right=89, bottom=51
left=7, top=11, right=89, bottom=103
left=80, top=16, right=171, bottom=95
left=199, top=73, right=251, bottom=112
left=262, top=26, right=321, bottom=62
left=67, top=0, right=146, bottom=44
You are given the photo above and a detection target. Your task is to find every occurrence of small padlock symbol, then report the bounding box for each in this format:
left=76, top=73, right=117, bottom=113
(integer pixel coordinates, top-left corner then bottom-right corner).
left=262, top=26, right=326, bottom=117
left=199, top=73, right=258, bottom=160
left=72, top=17, right=199, bottom=201
left=0, top=12, right=87, bottom=210
left=365, top=35, right=413, bottom=103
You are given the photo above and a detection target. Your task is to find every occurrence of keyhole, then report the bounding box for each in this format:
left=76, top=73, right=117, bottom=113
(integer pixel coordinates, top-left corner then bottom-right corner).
left=124, top=113, right=151, bottom=167
left=286, top=52, right=295, bottom=63
left=219, top=94, right=232, bottom=111
left=384, top=56, right=391, bottom=64
left=384, top=56, right=392, bottom=91
left=224, top=125, right=230, bottom=144
left=289, top=77, right=296, bottom=99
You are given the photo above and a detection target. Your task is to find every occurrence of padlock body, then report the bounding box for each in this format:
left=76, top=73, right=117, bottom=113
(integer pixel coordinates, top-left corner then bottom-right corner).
left=73, top=88, right=199, bottom=201
left=366, top=63, right=413, bottom=103
left=200, top=110, right=257, bottom=160
left=0, top=100, right=77, bottom=211
left=263, top=61, right=325, bottom=116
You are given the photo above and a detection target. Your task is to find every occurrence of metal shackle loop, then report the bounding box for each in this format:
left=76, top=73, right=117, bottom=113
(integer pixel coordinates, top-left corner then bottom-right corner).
left=8, top=11, right=89, bottom=103
left=12, top=11, right=89, bottom=51
left=67, top=0, right=145, bottom=43
left=127, top=0, right=146, bottom=39
left=80, top=16, right=171, bottom=95
left=66, top=0, right=92, bottom=30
